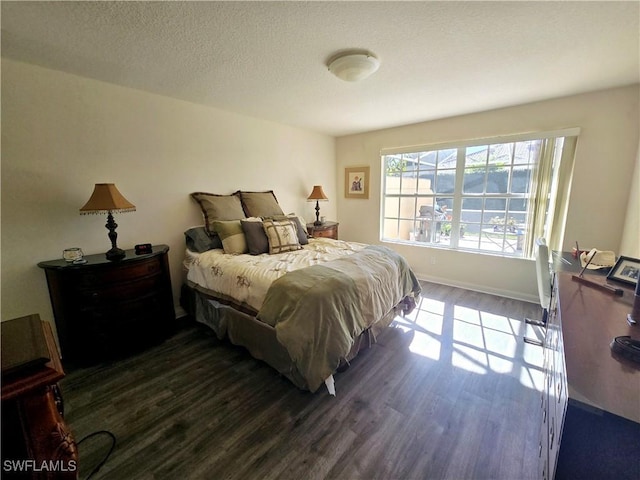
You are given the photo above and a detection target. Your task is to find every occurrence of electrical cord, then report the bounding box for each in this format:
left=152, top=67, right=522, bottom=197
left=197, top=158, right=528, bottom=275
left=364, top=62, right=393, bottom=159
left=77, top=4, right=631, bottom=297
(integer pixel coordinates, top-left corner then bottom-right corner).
left=76, top=430, right=116, bottom=480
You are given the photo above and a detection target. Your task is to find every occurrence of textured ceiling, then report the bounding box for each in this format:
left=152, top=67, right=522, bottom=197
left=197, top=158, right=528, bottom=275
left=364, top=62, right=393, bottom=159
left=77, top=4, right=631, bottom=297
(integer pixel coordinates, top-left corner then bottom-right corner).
left=2, top=1, right=639, bottom=136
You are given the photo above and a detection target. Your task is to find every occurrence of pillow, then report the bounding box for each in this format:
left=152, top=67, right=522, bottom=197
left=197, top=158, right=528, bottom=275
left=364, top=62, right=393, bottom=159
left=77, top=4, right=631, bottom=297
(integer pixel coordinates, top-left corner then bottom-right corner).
left=263, top=219, right=302, bottom=254
left=184, top=226, right=223, bottom=253
left=241, top=218, right=269, bottom=255
left=191, top=192, right=246, bottom=234
left=239, top=191, right=284, bottom=218
left=267, top=214, right=309, bottom=245
left=212, top=220, right=248, bottom=254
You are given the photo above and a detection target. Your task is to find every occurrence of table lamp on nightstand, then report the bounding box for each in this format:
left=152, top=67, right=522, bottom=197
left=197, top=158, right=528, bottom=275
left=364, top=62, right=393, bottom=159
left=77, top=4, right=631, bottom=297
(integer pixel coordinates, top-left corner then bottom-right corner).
left=307, top=185, right=328, bottom=226
left=80, top=183, right=136, bottom=261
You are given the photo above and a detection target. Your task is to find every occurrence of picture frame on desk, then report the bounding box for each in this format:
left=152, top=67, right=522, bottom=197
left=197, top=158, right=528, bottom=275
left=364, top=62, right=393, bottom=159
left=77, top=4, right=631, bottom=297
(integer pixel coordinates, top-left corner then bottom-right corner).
left=607, top=255, right=640, bottom=286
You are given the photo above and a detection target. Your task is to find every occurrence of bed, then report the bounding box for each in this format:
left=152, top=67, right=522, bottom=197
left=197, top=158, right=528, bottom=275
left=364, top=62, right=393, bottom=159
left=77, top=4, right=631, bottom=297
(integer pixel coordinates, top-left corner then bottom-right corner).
left=183, top=190, right=421, bottom=394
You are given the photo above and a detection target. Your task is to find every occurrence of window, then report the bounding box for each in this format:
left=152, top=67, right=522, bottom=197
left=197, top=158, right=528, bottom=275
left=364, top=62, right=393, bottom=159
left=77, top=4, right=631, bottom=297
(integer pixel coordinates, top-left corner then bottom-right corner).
left=381, top=129, right=579, bottom=258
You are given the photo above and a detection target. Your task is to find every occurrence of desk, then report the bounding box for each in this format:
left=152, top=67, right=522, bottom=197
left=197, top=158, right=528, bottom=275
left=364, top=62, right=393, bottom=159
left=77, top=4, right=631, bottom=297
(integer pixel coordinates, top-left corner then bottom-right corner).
left=1, top=322, right=78, bottom=479
left=539, top=260, right=639, bottom=480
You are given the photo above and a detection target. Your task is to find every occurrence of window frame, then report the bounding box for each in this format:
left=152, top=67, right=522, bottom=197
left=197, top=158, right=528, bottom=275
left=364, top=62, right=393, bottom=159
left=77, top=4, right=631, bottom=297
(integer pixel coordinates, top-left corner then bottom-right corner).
left=380, top=128, right=580, bottom=258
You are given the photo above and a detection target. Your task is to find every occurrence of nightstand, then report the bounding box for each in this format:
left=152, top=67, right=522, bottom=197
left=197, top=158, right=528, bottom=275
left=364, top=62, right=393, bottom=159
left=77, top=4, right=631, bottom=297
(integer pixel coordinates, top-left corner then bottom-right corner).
left=306, top=221, right=339, bottom=240
left=38, top=245, right=175, bottom=367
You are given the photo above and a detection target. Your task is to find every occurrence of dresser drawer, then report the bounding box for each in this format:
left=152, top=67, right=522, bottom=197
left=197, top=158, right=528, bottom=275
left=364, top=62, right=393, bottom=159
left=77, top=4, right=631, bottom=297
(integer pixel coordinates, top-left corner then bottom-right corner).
left=75, top=273, right=165, bottom=305
left=314, top=227, right=337, bottom=238
left=75, top=257, right=162, bottom=288
left=306, top=221, right=339, bottom=240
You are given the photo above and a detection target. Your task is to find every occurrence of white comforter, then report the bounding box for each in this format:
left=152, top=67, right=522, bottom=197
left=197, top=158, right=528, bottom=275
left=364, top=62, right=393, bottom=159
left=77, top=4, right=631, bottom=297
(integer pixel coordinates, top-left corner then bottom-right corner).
left=183, top=238, right=366, bottom=312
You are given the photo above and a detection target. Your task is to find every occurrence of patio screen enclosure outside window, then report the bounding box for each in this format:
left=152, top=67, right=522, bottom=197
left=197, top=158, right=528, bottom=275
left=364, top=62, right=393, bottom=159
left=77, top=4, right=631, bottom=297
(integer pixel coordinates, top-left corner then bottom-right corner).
left=381, top=129, right=579, bottom=258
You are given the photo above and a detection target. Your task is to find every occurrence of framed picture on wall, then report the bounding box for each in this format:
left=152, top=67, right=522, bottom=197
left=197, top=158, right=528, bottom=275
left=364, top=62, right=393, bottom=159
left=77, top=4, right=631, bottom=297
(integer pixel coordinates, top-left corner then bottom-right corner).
left=607, top=255, right=640, bottom=286
left=345, top=166, right=370, bottom=199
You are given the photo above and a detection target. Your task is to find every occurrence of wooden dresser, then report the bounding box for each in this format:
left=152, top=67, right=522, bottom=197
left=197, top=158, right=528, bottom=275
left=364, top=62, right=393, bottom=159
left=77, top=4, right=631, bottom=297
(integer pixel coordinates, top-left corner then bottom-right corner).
left=1, top=321, right=78, bottom=479
left=306, top=221, right=339, bottom=240
left=38, top=245, right=175, bottom=367
left=538, top=263, right=639, bottom=480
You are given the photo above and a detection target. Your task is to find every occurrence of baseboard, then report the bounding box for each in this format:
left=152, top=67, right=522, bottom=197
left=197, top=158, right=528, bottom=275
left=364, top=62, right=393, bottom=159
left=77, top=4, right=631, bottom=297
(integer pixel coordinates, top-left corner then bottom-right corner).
left=414, top=272, right=539, bottom=304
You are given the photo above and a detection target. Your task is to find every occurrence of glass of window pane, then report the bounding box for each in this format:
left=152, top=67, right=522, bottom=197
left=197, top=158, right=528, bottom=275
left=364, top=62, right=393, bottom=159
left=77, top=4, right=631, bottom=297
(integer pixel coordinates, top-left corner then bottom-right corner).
left=400, top=175, right=418, bottom=195
left=513, top=140, right=541, bottom=165
left=435, top=170, right=455, bottom=194
left=399, top=197, right=417, bottom=220
left=398, top=219, right=415, bottom=242
left=382, top=218, right=400, bottom=240
left=383, top=196, right=400, bottom=219
left=486, top=166, right=508, bottom=193
left=436, top=149, right=457, bottom=168
left=465, top=145, right=488, bottom=167
left=512, top=166, right=532, bottom=193
left=487, top=143, right=514, bottom=166
left=463, top=168, right=485, bottom=193
left=384, top=172, right=401, bottom=194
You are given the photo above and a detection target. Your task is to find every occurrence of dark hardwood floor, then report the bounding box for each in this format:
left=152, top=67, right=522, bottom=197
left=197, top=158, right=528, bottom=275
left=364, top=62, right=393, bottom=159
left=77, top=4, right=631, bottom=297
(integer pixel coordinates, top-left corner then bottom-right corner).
left=60, top=281, right=545, bottom=480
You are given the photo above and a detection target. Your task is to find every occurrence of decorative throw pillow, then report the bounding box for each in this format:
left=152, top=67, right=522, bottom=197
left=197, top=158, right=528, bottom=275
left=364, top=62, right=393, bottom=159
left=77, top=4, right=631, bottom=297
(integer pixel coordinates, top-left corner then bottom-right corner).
left=239, top=191, right=285, bottom=218
left=262, top=219, right=302, bottom=254
left=267, top=214, right=309, bottom=245
left=184, top=226, right=223, bottom=252
left=212, top=220, right=248, bottom=254
left=191, top=192, right=246, bottom=234
left=241, top=218, right=269, bottom=255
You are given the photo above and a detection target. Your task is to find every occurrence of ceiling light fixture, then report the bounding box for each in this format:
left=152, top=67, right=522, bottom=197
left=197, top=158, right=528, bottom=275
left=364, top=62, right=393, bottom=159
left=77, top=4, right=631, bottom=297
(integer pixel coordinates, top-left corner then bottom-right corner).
left=328, top=52, right=380, bottom=82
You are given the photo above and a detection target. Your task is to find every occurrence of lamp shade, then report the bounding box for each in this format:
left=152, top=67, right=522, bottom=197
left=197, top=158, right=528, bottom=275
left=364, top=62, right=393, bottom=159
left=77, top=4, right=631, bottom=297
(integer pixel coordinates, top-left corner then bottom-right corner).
left=80, top=183, right=136, bottom=214
left=328, top=53, right=380, bottom=82
left=307, top=185, right=328, bottom=201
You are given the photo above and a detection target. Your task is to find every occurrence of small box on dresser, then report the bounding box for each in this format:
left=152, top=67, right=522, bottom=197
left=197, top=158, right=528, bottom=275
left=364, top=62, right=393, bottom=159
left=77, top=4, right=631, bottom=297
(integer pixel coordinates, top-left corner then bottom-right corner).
left=38, top=245, right=175, bottom=367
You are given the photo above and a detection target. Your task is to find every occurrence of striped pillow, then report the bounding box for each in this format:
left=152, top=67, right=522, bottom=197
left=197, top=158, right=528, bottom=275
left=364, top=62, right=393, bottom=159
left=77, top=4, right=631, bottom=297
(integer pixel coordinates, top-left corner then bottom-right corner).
left=263, top=219, right=302, bottom=254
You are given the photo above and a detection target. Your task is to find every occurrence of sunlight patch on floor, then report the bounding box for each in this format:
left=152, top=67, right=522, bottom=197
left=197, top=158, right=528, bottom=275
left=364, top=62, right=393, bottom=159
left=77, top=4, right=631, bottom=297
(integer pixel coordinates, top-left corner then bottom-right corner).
left=399, top=293, right=544, bottom=388
left=452, top=344, right=489, bottom=375
left=408, top=330, right=442, bottom=361
left=414, top=309, right=444, bottom=335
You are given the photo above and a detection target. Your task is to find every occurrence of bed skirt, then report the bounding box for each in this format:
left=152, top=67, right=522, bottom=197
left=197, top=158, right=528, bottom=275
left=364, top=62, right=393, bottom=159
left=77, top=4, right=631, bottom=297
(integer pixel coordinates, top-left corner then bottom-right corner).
left=184, top=284, right=400, bottom=391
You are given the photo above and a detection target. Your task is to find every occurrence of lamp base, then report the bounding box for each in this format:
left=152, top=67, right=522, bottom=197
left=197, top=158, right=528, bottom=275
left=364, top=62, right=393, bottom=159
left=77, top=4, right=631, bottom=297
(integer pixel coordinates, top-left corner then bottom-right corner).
left=106, top=247, right=126, bottom=261
left=314, top=220, right=323, bottom=226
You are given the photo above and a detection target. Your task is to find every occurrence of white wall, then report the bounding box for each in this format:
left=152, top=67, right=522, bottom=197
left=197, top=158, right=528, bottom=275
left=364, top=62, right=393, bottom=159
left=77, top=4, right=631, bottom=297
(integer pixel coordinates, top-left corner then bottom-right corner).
left=1, top=59, right=336, bottom=324
left=620, top=141, right=640, bottom=258
left=3, top=59, right=637, bottom=324
left=336, top=85, right=640, bottom=302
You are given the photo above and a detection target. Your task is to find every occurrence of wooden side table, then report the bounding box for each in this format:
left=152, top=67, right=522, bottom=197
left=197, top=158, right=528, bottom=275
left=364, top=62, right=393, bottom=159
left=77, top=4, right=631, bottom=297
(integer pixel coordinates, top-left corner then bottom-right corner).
left=38, top=245, right=175, bottom=367
left=306, top=221, right=339, bottom=240
left=1, top=320, right=78, bottom=479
